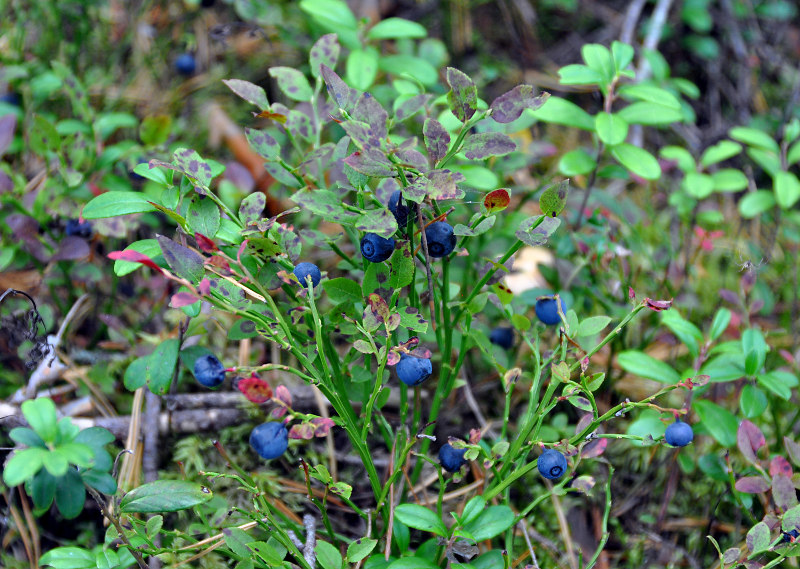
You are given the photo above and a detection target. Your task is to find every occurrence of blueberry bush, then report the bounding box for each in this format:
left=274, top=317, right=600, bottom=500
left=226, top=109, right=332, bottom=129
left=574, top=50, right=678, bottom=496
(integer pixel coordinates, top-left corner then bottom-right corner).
left=2, top=1, right=800, bottom=569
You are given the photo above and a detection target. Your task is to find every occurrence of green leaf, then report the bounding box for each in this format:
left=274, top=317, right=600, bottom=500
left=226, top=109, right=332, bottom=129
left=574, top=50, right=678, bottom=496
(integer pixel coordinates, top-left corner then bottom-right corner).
left=694, top=400, right=738, bottom=447
left=145, top=339, right=180, bottom=395
left=611, top=144, right=661, bottom=180
left=57, top=442, right=94, bottom=468
left=709, top=307, right=731, bottom=341
left=746, top=522, right=771, bottom=555
left=248, top=541, right=285, bottom=566
left=346, top=48, right=379, bottom=91
left=788, top=140, right=800, bottom=165
left=120, top=480, right=213, bottom=513
left=146, top=515, right=164, bottom=539
left=581, top=44, right=615, bottom=85
left=156, top=234, right=205, bottom=284
left=43, top=449, right=70, bottom=477
left=386, top=559, right=439, bottom=569
left=3, top=447, right=47, bottom=486
left=22, top=397, right=58, bottom=442
left=700, top=140, right=742, bottom=167
left=558, top=64, right=603, bottom=86
left=355, top=208, right=398, bottom=239
left=738, top=190, right=775, bottom=218
left=187, top=196, right=221, bottom=238
left=446, top=67, right=478, bottom=123
left=559, top=148, right=596, bottom=176
left=10, top=426, right=46, bottom=448
left=346, top=538, right=378, bottom=563
left=269, top=67, right=313, bottom=101
left=461, top=496, right=486, bottom=525
left=577, top=316, right=611, bottom=337
left=711, top=169, right=748, bottom=192
left=388, top=243, right=415, bottom=289
left=133, top=161, right=169, bottom=185
left=40, top=546, right=96, bottom=569
left=30, top=114, right=61, bottom=153
left=774, top=171, right=800, bottom=209
left=82, top=469, right=117, bottom=495
left=661, top=310, right=703, bottom=359
left=741, top=329, right=767, bottom=376
left=746, top=147, right=781, bottom=176
left=123, top=356, right=149, bottom=391
left=379, top=55, right=438, bottom=86
left=94, top=112, right=137, bottom=141
left=594, top=112, right=628, bottom=146
left=299, top=0, right=357, bottom=31
left=611, top=41, right=635, bottom=72
left=757, top=370, right=795, bottom=401
left=539, top=179, right=569, bottom=217
left=617, top=84, right=681, bottom=110
left=113, top=240, right=163, bottom=277
left=315, top=541, right=343, bottom=569
left=729, top=126, right=779, bottom=153
left=140, top=115, right=172, bottom=146
left=245, top=128, right=280, bottom=161
left=617, top=102, right=684, bottom=125
left=530, top=96, right=595, bottom=130
left=394, top=504, right=448, bottom=537
left=54, top=469, right=86, bottom=519
left=222, top=79, right=270, bottom=109
left=31, top=469, right=57, bottom=510
left=463, top=505, right=515, bottom=541
left=739, top=384, right=767, bottom=419
left=367, top=18, right=426, bottom=40
left=617, top=350, right=681, bottom=383
left=82, top=191, right=157, bottom=219
left=660, top=146, right=696, bottom=173
left=322, top=278, right=362, bottom=304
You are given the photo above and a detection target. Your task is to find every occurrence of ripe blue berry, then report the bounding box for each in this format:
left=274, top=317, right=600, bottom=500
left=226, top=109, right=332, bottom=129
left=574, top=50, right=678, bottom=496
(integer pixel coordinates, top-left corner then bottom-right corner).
left=0, top=92, right=20, bottom=106
left=424, top=221, right=456, bottom=258
left=438, top=443, right=468, bottom=473
left=664, top=420, right=693, bottom=447
left=174, top=53, right=197, bottom=76
left=249, top=422, right=289, bottom=459
left=534, top=296, right=566, bottom=325
left=194, top=354, right=226, bottom=388
left=537, top=448, right=567, bottom=480
left=65, top=219, right=93, bottom=239
left=361, top=233, right=395, bottom=263
left=396, top=354, right=433, bottom=386
left=489, top=327, right=514, bottom=350
left=388, top=190, right=415, bottom=227
left=294, top=262, right=321, bottom=288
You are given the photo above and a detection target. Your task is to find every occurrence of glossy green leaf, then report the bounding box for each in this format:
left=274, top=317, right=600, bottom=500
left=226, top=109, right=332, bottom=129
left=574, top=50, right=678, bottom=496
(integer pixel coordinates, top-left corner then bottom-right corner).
left=120, top=480, right=213, bottom=513
left=694, top=399, right=738, bottom=447
left=611, top=144, right=661, bottom=180
left=709, top=307, right=731, bottom=341
left=22, top=397, right=58, bottom=442
left=577, top=316, right=611, bottom=337
left=757, top=370, right=796, bottom=401
left=145, top=338, right=180, bottom=395
left=40, top=546, right=96, bottom=569
left=739, top=384, right=767, bottom=419
left=711, top=169, right=748, bottom=192
left=322, top=278, right=362, bottom=304
left=611, top=41, right=634, bottom=72
left=558, top=64, right=602, bottom=86
left=530, top=96, right=595, bottom=130
left=617, top=102, right=684, bottom=125
left=661, top=310, right=703, bottom=359
left=559, top=148, right=596, bottom=176
left=617, top=350, right=681, bottom=383
left=346, top=48, right=379, bottom=91
left=741, top=329, right=767, bottom=376
left=54, top=469, right=86, bottom=519
left=594, top=112, right=628, bottom=145
left=700, top=140, right=742, bottom=167
left=3, top=447, right=47, bottom=486
left=394, top=504, right=447, bottom=537
left=315, top=541, right=343, bottom=569
left=379, top=55, right=438, bottom=86
left=774, top=171, right=800, bottom=209
left=346, top=538, right=377, bottom=563
left=82, top=191, right=157, bottom=219
left=367, top=18, right=426, bottom=39
left=10, top=427, right=45, bottom=448
left=187, top=196, right=220, bottom=238
left=31, top=469, right=57, bottom=510
left=463, top=505, right=515, bottom=541
left=738, top=190, right=775, bottom=218
left=729, top=126, right=779, bottom=153
left=617, top=84, right=681, bottom=109
left=583, top=45, right=616, bottom=83
left=388, top=244, right=415, bottom=289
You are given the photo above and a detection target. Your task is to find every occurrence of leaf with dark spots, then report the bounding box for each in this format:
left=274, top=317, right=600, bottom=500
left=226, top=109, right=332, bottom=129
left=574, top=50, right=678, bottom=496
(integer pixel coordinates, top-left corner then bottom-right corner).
left=772, top=473, right=798, bottom=511
left=245, top=128, right=280, bottom=161
left=446, top=67, right=478, bottom=123
left=311, top=417, right=335, bottom=437
left=268, top=67, right=313, bottom=101
left=490, top=85, right=550, bottom=123
left=52, top=236, right=90, bottom=261
left=156, top=235, right=205, bottom=284
left=423, top=118, right=450, bottom=163
left=239, top=193, right=266, bottom=227
left=462, top=132, right=516, bottom=160
left=173, top=148, right=213, bottom=187
left=289, top=423, right=315, bottom=440
left=291, top=188, right=359, bottom=224
left=395, top=148, right=428, bottom=171
left=286, top=110, right=313, bottom=142
left=264, top=162, right=301, bottom=188
left=770, top=455, right=793, bottom=478
left=222, top=79, right=269, bottom=109
left=309, top=34, right=340, bottom=78
left=735, top=476, right=770, bottom=494
left=254, top=108, right=287, bottom=124
left=107, top=250, right=164, bottom=273
left=484, top=189, right=510, bottom=213
left=644, top=298, right=673, bottom=311
left=0, top=114, right=16, bottom=157
left=352, top=93, right=388, bottom=139
left=581, top=437, right=608, bottom=458
left=341, top=120, right=379, bottom=150
left=367, top=293, right=391, bottom=323
left=355, top=209, right=398, bottom=239
left=539, top=179, right=570, bottom=217
left=320, top=65, right=360, bottom=113
left=516, top=215, right=561, bottom=246
left=343, top=149, right=395, bottom=177
left=395, top=94, right=432, bottom=121
left=426, top=169, right=465, bottom=200
left=298, top=143, right=335, bottom=170
left=738, top=419, right=766, bottom=464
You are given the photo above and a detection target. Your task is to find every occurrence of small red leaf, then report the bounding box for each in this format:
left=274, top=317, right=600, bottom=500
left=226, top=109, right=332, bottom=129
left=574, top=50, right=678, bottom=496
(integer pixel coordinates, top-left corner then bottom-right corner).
left=484, top=188, right=510, bottom=213
left=387, top=351, right=401, bottom=366
left=237, top=375, right=273, bottom=404
left=275, top=385, right=292, bottom=408
left=170, top=292, right=199, bottom=307
left=734, top=476, right=771, bottom=494
left=770, top=456, right=793, bottom=478
left=108, top=250, right=164, bottom=273
left=195, top=232, right=218, bottom=253
left=289, top=423, right=315, bottom=440
left=311, top=417, right=335, bottom=437
left=738, top=419, right=766, bottom=464
left=643, top=297, right=672, bottom=311
left=581, top=438, right=608, bottom=459
left=198, top=278, right=211, bottom=295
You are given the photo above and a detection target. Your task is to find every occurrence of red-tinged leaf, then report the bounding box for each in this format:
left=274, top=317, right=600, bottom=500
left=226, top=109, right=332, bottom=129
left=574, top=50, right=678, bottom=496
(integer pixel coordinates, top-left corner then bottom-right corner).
left=195, top=233, right=218, bottom=253
left=468, top=429, right=482, bottom=445
left=785, top=437, right=800, bottom=467
left=270, top=407, right=287, bottom=419
left=275, top=385, right=292, bottom=408
left=484, top=189, right=511, bottom=214
left=735, top=476, right=771, bottom=494
left=644, top=298, right=673, bottom=311
left=237, top=375, right=273, bottom=404
left=170, top=292, right=199, bottom=308
left=343, top=149, right=395, bottom=177
left=628, top=286, right=636, bottom=301
left=289, top=423, right=315, bottom=440
left=575, top=414, right=593, bottom=434
left=387, top=351, right=401, bottom=366
left=489, top=85, right=550, bottom=124
left=771, top=456, right=793, bottom=478
left=311, top=417, right=335, bottom=437
left=410, top=347, right=432, bottom=359
left=571, top=475, right=596, bottom=495
left=738, top=419, right=766, bottom=464
left=156, top=234, right=205, bottom=284
left=581, top=437, right=608, bottom=458
left=108, top=250, right=164, bottom=273
left=773, top=473, right=798, bottom=511
left=254, top=109, right=287, bottom=124
left=198, top=278, right=211, bottom=295
left=367, top=293, right=391, bottom=322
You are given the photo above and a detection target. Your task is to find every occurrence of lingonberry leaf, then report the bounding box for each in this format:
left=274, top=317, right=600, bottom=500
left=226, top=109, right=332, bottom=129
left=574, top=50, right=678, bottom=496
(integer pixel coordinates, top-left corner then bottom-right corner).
left=309, top=34, right=340, bottom=79
left=446, top=67, right=478, bottom=123
left=269, top=67, right=313, bottom=101
left=245, top=128, right=281, bottom=161
left=484, top=189, right=510, bottom=213
left=423, top=118, right=450, bottom=163
left=489, top=85, right=550, bottom=123
left=156, top=235, right=205, bottom=284
left=462, top=132, right=516, bottom=160
left=222, top=79, right=269, bottom=110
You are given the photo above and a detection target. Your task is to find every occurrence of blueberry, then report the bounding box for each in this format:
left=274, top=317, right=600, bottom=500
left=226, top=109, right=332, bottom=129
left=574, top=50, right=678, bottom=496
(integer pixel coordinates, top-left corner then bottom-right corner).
left=396, top=354, right=433, bottom=386
left=0, top=92, right=20, bottom=106
left=424, top=221, right=456, bottom=258
left=174, top=53, right=197, bottom=76
left=65, top=219, right=93, bottom=239
left=664, top=420, right=693, bottom=447
left=438, top=443, right=468, bottom=473
left=249, top=422, right=289, bottom=459
left=489, top=327, right=514, bottom=350
left=360, top=233, right=395, bottom=263
left=388, top=190, right=415, bottom=227
left=534, top=296, right=566, bottom=326
left=782, top=529, right=800, bottom=543
left=537, top=448, right=568, bottom=480
left=194, top=354, right=226, bottom=388
left=294, top=262, right=322, bottom=288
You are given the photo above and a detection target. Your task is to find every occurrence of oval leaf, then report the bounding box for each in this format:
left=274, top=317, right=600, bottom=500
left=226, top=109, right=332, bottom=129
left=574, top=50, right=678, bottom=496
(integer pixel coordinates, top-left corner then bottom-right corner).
left=120, top=480, right=213, bottom=513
